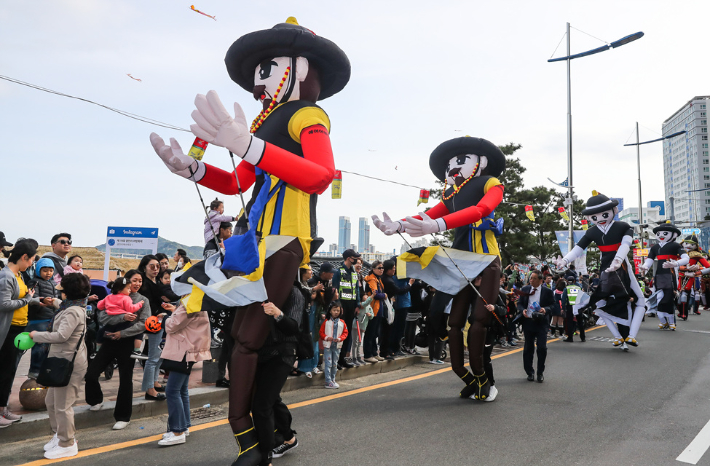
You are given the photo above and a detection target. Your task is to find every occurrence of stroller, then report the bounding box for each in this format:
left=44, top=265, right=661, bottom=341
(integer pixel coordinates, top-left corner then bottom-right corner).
left=88, top=279, right=118, bottom=380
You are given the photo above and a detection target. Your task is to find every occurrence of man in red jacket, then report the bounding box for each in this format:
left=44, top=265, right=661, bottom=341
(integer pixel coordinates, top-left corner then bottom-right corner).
left=150, top=17, right=350, bottom=466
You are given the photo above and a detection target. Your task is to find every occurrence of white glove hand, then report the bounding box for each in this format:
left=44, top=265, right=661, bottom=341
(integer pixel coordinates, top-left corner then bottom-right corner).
left=150, top=133, right=205, bottom=181
left=605, top=257, right=623, bottom=273
left=688, top=263, right=701, bottom=271
left=685, top=271, right=696, bottom=277
left=401, top=212, right=441, bottom=237
left=638, top=266, right=647, bottom=275
left=371, top=212, right=403, bottom=236
left=190, top=91, right=262, bottom=163
left=555, top=255, right=568, bottom=270
left=662, top=260, right=678, bottom=269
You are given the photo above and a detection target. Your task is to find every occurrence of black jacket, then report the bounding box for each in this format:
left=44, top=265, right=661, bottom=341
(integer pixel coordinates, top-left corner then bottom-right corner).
left=516, top=285, right=555, bottom=325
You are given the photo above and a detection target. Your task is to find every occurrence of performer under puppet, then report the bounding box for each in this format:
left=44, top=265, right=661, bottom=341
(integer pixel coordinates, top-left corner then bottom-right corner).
left=639, top=222, right=689, bottom=328
left=555, top=191, right=647, bottom=351
left=372, top=136, right=505, bottom=400
left=149, top=17, right=350, bottom=466
left=676, top=234, right=708, bottom=319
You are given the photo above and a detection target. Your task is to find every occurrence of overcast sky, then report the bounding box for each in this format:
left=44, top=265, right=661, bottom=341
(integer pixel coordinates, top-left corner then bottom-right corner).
left=1, top=1, right=708, bottom=254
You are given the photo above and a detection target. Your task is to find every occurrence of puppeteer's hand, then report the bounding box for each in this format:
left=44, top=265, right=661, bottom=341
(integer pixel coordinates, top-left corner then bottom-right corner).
left=401, top=212, right=442, bottom=237
left=663, top=260, right=679, bottom=269
left=150, top=133, right=205, bottom=181
left=372, top=212, right=403, bottom=236
left=685, top=271, right=696, bottom=277
left=605, top=257, right=623, bottom=273
left=190, top=91, right=258, bottom=161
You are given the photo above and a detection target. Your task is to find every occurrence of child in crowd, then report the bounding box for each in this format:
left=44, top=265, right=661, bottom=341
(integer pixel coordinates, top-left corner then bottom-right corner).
left=97, top=277, right=146, bottom=359
left=158, top=270, right=180, bottom=303
left=58, top=255, right=83, bottom=283
left=25, top=257, right=59, bottom=378
left=204, top=198, right=236, bottom=245
left=352, top=293, right=374, bottom=366
left=319, top=301, right=348, bottom=389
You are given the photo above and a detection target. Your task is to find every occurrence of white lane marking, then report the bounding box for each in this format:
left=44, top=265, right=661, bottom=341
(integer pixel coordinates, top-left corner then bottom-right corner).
left=677, top=419, right=710, bottom=464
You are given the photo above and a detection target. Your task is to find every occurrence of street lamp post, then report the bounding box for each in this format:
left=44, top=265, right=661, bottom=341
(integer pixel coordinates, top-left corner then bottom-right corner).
left=549, top=26, right=644, bottom=252
left=624, top=128, right=686, bottom=241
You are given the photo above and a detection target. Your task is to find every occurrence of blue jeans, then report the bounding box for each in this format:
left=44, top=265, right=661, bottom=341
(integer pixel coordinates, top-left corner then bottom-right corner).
left=297, top=305, right=320, bottom=373
left=141, top=329, right=164, bottom=391
left=25, top=320, right=51, bottom=377
left=323, top=346, right=340, bottom=384
left=166, top=371, right=191, bottom=434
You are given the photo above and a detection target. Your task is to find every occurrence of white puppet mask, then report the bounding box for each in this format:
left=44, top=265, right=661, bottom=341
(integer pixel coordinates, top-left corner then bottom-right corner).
left=253, top=56, right=309, bottom=109
left=586, top=207, right=617, bottom=227
left=682, top=241, right=698, bottom=252
left=445, top=154, right=487, bottom=187
left=655, top=230, right=678, bottom=244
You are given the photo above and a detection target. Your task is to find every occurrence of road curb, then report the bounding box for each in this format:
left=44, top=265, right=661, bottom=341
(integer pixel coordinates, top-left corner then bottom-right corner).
left=4, top=355, right=428, bottom=443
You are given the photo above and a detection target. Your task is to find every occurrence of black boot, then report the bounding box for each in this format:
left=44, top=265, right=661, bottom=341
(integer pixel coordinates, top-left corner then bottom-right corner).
left=472, top=372, right=491, bottom=400
left=458, top=371, right=476, bottom=398
left=232, top=427, right=262, bottom=466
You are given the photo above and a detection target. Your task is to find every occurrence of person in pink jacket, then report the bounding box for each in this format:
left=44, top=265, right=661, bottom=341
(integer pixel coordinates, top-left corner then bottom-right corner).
left=204, top=198, right=237, bottom=245
left=319, top=301, right=348, bottom=389
left=96, top=278, right=145, bottom=359
left=157, top=302, right=211, bottom=446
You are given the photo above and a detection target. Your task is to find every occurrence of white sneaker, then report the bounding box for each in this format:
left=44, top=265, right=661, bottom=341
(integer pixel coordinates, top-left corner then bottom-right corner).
left=429, top=359, right=445, bottom=365
left=112, top=421, right=130, bottom=430
left=89, top=403, right=103, bottom=412
left=44, top=433, right=59, bottom=451
left=44, top=440, right=78, bottom=459
left=163, top=428, right=189, bottom=439
left=483, top=385, right=498, bottom=402
left=158, top=432, right=186, bottom=446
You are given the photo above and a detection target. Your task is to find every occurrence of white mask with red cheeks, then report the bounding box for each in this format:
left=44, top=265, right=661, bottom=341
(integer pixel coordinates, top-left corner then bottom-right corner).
left=655, top=230, right=678, bottom=245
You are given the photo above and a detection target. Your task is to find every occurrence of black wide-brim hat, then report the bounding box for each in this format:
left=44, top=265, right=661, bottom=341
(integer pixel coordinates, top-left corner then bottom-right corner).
left=581, top=191, right=618, bottom=216
left=225, top=17, right=351, bottom=101
left=653, top=220, right=681, bottom=236
left=429, top=137, right=506, bottom=182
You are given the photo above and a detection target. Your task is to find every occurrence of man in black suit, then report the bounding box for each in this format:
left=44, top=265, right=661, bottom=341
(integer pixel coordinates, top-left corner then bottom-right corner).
left=517, top=271, right=554, bottom=382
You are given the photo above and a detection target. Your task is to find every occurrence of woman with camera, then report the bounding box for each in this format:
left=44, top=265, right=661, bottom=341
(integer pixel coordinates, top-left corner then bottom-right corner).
left=0, top=239, right=41, bottom=428
left=29, top=273, right=90, bottom=459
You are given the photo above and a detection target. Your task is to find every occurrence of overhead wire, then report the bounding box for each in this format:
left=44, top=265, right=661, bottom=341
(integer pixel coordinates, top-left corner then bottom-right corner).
left=0, top=74, right=190, bottom=133
left=569, top=26, right=608, bottom=45
left=549, top=32, right=568, bottom=60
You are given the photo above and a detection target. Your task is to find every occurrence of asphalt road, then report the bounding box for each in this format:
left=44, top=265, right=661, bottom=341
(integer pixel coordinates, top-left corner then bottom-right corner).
left=9, top=315, right=710, bottom=466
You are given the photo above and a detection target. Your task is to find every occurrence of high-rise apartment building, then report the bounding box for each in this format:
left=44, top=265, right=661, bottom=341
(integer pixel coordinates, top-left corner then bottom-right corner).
left=358, top=217, right=370, bottom=253
left=338, top=216, right=351, bottom=254
left=662, top=96, right=710, bottom=222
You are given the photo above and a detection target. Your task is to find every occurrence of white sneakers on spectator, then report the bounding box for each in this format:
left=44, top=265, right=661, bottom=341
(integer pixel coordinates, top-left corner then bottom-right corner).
left=0, top=417, right=13, bottom=428
left=324, top=382, right=340, bottom=389
left=312, top=367, right=322, bottom=374
left=158, top=432, right=186, bottom=446
left=162, top=428, right=189, bottom=438
left=429, top=359, right=445, bottom=365
left=44, top=433, right=59, bottom=451
left=44, top=440, right=78, bottom=459
left=112, top=421, right=130, bottom=430
left=89, top=403, right=103, bottom=412
left=1, top=407, right=21, bottom=422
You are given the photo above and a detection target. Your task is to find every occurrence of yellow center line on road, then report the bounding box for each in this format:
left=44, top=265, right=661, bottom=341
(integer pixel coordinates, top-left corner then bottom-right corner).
left=19, top=325, right=605, bottom=465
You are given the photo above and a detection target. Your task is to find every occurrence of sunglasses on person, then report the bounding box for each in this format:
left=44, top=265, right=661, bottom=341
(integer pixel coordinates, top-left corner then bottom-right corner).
left=147, top=264, right=160, bottom=269
left=374, top=266, right=384, bottom=270
left=58, top=240, right=72, bottom=245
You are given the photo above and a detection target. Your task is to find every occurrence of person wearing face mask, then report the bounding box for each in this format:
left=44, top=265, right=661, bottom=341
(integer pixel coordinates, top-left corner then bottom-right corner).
left=149, top=16, right=350, bottom=466
left=372, top=137, right=505, bottom=401
left=639, top=222, right=689, bottom=328
left=556, top=191, right=650, bottom=351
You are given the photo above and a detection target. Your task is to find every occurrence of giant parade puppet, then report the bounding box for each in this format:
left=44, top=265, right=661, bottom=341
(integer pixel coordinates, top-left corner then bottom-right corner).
left=639, top=222, right=689, bottom=328
left=556, top=192, right=646, bottom=351
left=677, top=234, right=710, bottom=319
left=373, top=136, right=505, bottom=401
left=150, top=17, right=350, bottom=465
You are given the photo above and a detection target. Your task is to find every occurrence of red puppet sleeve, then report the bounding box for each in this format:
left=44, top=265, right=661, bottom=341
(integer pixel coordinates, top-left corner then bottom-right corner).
left=406, top=180, right=504, bottom=230
left=199, top=160, right=256, bottom=195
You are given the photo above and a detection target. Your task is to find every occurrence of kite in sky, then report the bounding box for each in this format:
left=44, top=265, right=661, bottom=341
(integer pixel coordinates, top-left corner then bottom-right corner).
left=191, top=5, right=216, bottom=20
left=126, top=74, right=142, bottom=82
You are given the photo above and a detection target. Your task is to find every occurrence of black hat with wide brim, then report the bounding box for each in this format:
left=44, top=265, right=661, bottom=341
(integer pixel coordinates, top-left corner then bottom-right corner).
left=653, top=220, right=681, bottom=236
left=429, top=137, right=506, bottom=182
left=581, top=191, right=619, bottom=216
left=225, top=17, right=350, bottom=101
